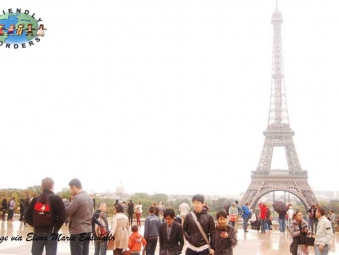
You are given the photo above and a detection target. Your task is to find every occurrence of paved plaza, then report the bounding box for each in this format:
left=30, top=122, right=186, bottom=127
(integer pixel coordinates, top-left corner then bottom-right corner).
left=1, top=218, right=338, bottom=255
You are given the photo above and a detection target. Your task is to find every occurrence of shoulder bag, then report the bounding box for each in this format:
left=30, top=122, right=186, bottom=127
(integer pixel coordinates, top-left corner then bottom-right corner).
left=190, top=212, right=210, bottom=250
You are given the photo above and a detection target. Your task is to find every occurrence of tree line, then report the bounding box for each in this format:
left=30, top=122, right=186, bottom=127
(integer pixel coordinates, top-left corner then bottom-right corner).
left=1, top=187, right=339, bottom=219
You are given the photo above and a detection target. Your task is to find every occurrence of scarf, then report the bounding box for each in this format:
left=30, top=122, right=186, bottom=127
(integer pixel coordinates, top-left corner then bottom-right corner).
left=216, top=221, right=228, bottom=230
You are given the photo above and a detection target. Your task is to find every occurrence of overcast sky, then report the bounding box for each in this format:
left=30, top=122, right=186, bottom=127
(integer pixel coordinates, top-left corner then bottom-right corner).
left=1, top=1, right=339, bottom=197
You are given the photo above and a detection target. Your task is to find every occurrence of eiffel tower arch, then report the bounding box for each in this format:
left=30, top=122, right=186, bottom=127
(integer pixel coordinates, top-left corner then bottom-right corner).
left=240, top=5, right=318, bottom=209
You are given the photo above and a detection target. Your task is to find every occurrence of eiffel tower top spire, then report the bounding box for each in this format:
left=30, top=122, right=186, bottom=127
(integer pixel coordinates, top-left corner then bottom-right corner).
left=267, top=4, right=291, bottom=132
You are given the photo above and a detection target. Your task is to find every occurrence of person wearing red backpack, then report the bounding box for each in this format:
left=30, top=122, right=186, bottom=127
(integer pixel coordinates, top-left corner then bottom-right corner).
left=25, top=177, right=66, bottom=255
left=92, top=202, right=110, bottom=255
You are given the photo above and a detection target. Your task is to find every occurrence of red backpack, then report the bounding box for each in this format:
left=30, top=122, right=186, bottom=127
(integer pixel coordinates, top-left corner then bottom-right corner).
left=33, top=194, right=53, bottom=227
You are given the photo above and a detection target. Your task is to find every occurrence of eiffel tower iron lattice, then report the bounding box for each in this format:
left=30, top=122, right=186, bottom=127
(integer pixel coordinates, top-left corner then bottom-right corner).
left=240, top=6, right=318, bottom=209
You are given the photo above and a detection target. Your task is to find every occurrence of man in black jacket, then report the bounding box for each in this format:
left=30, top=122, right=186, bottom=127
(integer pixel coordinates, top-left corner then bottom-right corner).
left=159, top=209, right=184, bottom=255
left=183, top=194, right=215, bottom=255
left=128, top=200, right=134, bottom=226
left=25, top=177, right=66, bottom=255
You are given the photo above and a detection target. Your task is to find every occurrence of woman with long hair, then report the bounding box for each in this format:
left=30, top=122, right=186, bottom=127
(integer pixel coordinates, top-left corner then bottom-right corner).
left=289, top=210, right=309, bottom=255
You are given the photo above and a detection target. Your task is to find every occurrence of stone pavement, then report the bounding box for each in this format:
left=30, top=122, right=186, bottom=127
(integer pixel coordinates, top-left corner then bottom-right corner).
left=1, top=219, right=338, bottom=255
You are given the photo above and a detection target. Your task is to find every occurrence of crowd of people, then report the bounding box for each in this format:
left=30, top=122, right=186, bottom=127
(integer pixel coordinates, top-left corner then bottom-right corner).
left=0, top=180, right=337, bottom=255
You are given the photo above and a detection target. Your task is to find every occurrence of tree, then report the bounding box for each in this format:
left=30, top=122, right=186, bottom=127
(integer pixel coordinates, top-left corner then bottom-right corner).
left=150, top=194, right=168, bottom=204
left=57, top=188, right=72, bottom=199
left=27, top=185, right=42, bottom=196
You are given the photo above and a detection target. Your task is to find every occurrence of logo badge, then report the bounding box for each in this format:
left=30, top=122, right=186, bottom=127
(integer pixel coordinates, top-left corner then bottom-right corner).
left=0, top=8, right=46, bottom=49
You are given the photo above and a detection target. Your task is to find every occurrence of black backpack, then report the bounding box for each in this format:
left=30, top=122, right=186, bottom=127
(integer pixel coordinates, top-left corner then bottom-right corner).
left=33, top=194, right=53, bottom=227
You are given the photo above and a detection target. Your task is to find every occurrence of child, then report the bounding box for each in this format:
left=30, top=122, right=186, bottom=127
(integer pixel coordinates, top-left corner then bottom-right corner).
left=128, top=225, right=147, bottom=255
left=215, top=211, right=237, bottom=255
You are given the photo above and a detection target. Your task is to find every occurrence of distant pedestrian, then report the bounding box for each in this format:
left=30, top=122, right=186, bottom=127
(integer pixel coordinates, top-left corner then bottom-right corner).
left=7, top=197, right=16, bottom=221
left=135, top=202, right=143, bottom=227
left=234, top=200, right=242, bottom=231
left=241, top=202, right=251, bottom=232
left=122, top=201, right=128, bottom=216
left=258, top=202, right=267, bottom=234
left=179, top=201, right=190, bottom=225
left=278, top=210, right=287, bottom=233
left=157, top=201, right=165, bottom=222
left=328, top=210, right=336, bottom=234
left=307, top=205, right=316, bottom=234
left=24, top=195, right=31, bottom=226
left=19, top=199, right=25, bottom=221
left=152, top=202, right=160, bottom=217
left=128, top=200, right=135, bottom=226
left=287, top=205, right=294, bottom=230
left=1, top=198, right=8, bottom=221
left=228, top=203, right=238, bottom=228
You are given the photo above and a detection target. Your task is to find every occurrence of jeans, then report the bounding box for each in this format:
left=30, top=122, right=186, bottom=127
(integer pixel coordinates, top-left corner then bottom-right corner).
left=260, top=219, right=266, bottom=233
left=7, top=209, right=14, bottom=220
left=315, top=245, right=330, bottom=255
left=31, top=233, right=58, bottom=255
left=243, top=217, right=249, bottom=230
left=145, top=238, right=158, bottom=255
left=136, top=213, right=141, bottom=226
left=94, top=239, right=107, bottom=255
left=308, top=218, right=314, bottom=233
left=70, top=233, right=91, bottom=255
left=128, top=212, right=134, bottom=226
left=278, top=219, right=285, bottom=232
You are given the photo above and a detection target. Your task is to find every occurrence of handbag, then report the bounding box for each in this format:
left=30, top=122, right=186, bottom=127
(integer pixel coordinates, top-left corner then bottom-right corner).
left=229, top=215, right=237, bottom=222
left=107, top=239, right=114, bottom=250
left=303, top=235, right=315, bottom=246
left=123, top=250, right=131, bottom=255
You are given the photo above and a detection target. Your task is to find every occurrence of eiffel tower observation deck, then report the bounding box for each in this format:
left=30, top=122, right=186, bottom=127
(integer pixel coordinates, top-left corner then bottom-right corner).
left=241, top=5, right=318, bottom=209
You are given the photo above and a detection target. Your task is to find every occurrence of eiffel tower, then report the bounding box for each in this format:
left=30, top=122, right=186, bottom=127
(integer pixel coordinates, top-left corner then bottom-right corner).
left=240, top=5, right=318, bottom=209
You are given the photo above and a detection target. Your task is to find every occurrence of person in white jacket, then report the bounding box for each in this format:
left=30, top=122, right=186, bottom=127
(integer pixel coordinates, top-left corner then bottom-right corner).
left=314, top=207, right=333, bottom=255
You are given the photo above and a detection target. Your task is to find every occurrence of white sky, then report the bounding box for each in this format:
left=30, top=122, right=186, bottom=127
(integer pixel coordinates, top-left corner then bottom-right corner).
left=1, top=1, right=339, bottom=196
